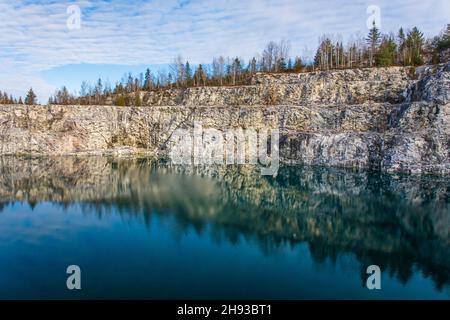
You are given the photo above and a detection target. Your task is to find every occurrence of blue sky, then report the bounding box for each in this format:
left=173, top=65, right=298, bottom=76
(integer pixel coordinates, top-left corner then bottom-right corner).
left=0, top=0, right=448, bottom=102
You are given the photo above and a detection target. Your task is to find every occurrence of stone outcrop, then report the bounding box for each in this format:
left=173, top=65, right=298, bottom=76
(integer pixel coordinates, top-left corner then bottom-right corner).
left=0, top=63, right=448, bottom=174
left=142, top=66, right=414, bottom=106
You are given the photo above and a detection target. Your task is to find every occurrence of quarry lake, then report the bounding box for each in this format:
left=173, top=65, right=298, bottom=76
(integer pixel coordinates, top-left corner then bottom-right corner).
left=0, top=156, right=448, bottom=299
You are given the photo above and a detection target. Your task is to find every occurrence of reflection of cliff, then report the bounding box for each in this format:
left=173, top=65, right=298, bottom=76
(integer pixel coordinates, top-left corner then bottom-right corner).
left=0, top=156, right=449, bottom=290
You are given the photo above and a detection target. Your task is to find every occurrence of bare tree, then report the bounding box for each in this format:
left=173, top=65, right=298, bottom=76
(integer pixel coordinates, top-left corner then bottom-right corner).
left=212, top=56, right=226, bottom=85
left=169, top=55, right=185, bottom=87
left=260, top=39, right=291, bottom=72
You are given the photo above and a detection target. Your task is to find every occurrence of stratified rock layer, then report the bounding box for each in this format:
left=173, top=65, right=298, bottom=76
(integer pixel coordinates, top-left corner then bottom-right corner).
left=0, top=63, right=449, bottom=174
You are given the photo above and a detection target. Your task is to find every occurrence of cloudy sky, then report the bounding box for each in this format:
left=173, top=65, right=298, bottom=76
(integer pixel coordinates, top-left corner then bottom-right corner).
left=0, top=0, right=448, bottom=102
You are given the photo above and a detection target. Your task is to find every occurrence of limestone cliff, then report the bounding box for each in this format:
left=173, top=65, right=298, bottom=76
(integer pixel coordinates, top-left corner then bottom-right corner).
left=0, top=63, right=448, bottom=174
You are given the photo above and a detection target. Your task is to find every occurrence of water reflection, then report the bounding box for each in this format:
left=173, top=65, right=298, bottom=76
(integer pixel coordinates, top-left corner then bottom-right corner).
left=0, top=156, right=449, bottom=295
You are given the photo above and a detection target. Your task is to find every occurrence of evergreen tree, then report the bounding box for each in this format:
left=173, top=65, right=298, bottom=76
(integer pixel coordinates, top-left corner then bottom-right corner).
left=194, top=64, right=207, bottom=86
left=366, top=21, right=381, bottom=67
left=287, top=58, right=293, bottom=71
left=432, top=24, right=450, bottom=63
left=437, top=24, right=450, bottom=51
left=61, top=86, right=70, bottom=104
left=277, top=57, right=287, bottom=72
left=144, top=68, right=153, bottom=90
left=407, top=27, right=424, bottom=65
left=250, top=57, right=257, bottom=74
left=167, top=73, right=173, bottom=87
left=25, top=88, right=37, bottom=105
left=231, top=58, right=242, bottom=85
left=95, top=78, right=103, bottom=94
left=185, top=62, right=193, bottom=86
left=376, top=36, right=397, bottom=66
left=313, top=49, right=321, bottom=69
left=314, top=37, right=334, bottom=70
left=398, top=27, right=407, bottom=65
left=293, top=56, right=303, bottom=72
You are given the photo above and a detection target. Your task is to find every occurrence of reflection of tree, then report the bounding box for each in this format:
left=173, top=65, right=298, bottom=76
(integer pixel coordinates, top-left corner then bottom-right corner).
left=0, top=156, right=449, bottom=290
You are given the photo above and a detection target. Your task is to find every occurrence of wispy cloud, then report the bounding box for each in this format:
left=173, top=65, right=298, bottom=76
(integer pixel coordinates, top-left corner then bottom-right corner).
left=0, top=0, right=448, bottom=102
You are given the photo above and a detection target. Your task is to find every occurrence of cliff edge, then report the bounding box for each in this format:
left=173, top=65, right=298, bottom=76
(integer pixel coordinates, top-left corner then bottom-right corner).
left=0, top=63, right=448, bottom=174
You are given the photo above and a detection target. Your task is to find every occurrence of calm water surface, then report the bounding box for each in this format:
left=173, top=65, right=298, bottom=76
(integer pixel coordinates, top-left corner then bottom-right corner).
left=0, top=156, right=448, bottom=299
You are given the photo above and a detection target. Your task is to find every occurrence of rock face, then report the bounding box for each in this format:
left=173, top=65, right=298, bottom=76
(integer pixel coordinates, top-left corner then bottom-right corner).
left=143, top=66, right=413, bottom=106
left=0, top=63, right=449, bottom=174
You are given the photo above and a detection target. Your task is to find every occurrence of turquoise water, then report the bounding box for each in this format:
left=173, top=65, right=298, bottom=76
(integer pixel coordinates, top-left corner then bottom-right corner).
left=0, top=157, right=448, bottom=299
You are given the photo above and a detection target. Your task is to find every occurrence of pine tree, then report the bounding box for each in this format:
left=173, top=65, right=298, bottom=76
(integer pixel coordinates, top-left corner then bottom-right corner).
left=54, top=86, right=70, bottom=105
left=376, top=36, right=397, bottom=66
left=194, top=64, right=207, bottom=86
left=185, top=62, right=193, bottom=86
left=25, top=88, right=37, bottom=105
left=313, top=50, right=321, bottom=69
left=407, top=27, right=424, bottom=65
left=438, top=24, right=450, bottom=50
left=250, top=57, right=257, bottom=74
left=167, top=73, right=173, bottom=88
left=433, top=24, right=450, bottom=62
left=96, top=79, right=102, bottom=94
left=314, top=37, right=334, bottom=70
left=293, top=56, right=303, bottom=72
left=144, top=68, right=153, bottom=90
left=231, top=58, right=242, bottom=85
left=366, top=21, right=381, bottom=67
left=398, top=27, right=406, bottom=65
left=277, top=57, right=287, bottom=72
left=287, top=58, right=293, bottom=71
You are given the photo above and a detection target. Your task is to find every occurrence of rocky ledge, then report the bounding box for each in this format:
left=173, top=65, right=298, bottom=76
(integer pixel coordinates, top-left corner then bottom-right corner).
left=0, top=63, right=449, bottom=174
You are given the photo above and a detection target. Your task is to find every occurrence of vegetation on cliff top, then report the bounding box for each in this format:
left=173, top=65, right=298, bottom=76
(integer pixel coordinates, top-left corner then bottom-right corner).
left=3, top=24, right=449, bottom=106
